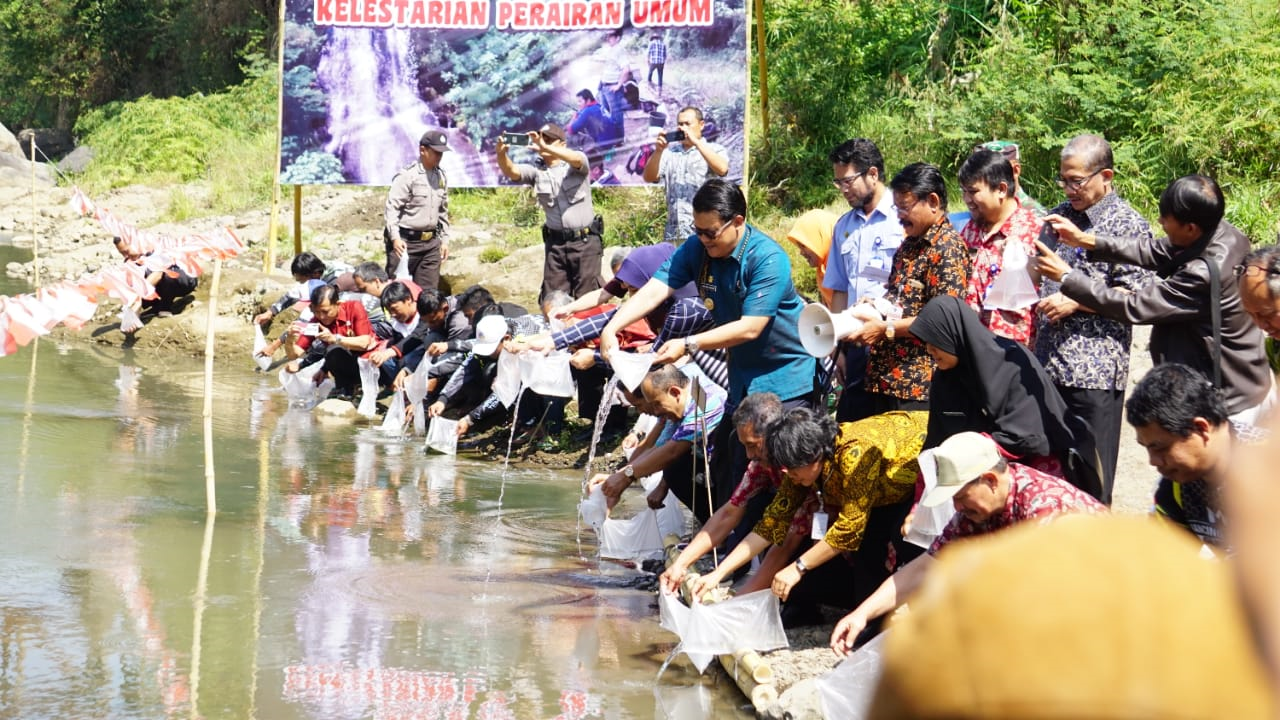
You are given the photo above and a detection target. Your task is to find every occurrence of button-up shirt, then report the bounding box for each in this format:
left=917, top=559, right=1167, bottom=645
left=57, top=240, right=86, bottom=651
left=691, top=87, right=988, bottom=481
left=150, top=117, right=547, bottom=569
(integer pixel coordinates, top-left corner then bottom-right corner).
left=384, top=163, right=449, bottom=245
left=960, top=203, right=1043, bottom=345
left=755, top=412, right=926, bottom=552
left=514, top=159, right=594, bottom=231
left=655, top=141, right=728, bottom=242
left=823, top=191, right=903, bottom=301
left=868, top=219, right=970, bottom=401
left=1035, top=192, right=1155, bottom=390
left=929, top=462, right=1106, bottom=555
left=655, top=224, right=816, bottom=403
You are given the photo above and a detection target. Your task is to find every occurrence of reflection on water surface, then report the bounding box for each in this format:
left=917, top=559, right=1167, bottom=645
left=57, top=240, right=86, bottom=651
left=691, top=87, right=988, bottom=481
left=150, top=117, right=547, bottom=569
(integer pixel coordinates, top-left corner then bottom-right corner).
left=0, top=343, right=750, bottom=718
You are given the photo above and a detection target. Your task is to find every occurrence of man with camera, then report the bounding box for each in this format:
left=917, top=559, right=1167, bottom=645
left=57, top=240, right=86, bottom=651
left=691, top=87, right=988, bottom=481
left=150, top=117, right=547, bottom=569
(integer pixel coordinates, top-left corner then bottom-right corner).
left=643, top=106, right=729, bottom=244
left=384, top=129, right=451, bottom=291
left=496, top=123, right=603, bottom=303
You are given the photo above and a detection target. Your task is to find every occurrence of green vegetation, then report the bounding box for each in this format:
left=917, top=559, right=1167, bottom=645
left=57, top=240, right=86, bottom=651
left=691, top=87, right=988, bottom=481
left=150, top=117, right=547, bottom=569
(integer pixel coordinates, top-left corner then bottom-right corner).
left=72, top=57, right=278, bottom=215
left=478, top=247, right=509, bottom=264
left=752, top=0, right=1280, bottom=241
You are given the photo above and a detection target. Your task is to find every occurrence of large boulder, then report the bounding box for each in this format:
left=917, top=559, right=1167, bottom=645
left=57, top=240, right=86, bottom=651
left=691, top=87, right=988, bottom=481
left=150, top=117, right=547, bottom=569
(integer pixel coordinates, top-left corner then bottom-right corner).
left=18, top=128, right=75, bottom=161
left=59, top=145, right=95, bottom=173
left=0, top=152, right=55, bottom=186
left=0, top=122, right=18, bottom=156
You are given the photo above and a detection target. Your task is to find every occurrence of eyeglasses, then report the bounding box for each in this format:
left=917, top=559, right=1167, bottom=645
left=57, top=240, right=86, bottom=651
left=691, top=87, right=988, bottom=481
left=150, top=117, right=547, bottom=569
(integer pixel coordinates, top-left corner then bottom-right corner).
left=1233, top=264, right=1280, bottom=280
left=1055, top=169, right=1103, bottom=191
left=894, top=196, right=923, bottom=216
left=693, top=221, right=732, bottom=241
left=832, top=170, right=867, bottom=190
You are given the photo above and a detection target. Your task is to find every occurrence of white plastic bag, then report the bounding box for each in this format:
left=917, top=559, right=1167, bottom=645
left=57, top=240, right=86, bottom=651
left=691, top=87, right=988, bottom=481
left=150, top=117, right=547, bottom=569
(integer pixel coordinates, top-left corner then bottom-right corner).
left=610, top=351, right=656, bottom=392
left=404, top=368, right=430, bottom=435
left=640, top=473, right=687, bottom=539
left=279, top=363, right=334, bottom=408
left=904, top=449, right=955, bottom=549
left=520, top=351, right=575, bottom=398
left=119, top=305, right=143, bottom=333
left=252, top=324, right=273, bottom=371
left=658, top=589, right=789, bottom=673
left=598, top=510, right=666, bottom=562
left=578, top=484, right=609, bottom=532
left=380, top=390, right=406, bottom=436
left=493, top=350, right=522, bottom=408
left=356, top=358, right=380, bottom=417
left=817, top=632, right=888, bottom=720
left=426, top=416, right=459, bottom=455
left=983, top=241, right=1040, bottom=311
left=392, top=251, right=410, bottom=281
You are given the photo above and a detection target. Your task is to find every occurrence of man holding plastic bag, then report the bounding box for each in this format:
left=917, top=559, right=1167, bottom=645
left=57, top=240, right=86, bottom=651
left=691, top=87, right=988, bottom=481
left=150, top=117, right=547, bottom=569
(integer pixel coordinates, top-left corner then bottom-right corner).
left=957, top=148, right=1044, bottom=346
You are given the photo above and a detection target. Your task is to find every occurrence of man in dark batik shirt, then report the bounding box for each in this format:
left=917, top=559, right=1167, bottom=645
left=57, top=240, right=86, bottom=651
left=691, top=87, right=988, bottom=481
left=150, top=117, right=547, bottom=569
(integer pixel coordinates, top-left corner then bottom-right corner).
left=1033, top=134, right=1154, bottom=504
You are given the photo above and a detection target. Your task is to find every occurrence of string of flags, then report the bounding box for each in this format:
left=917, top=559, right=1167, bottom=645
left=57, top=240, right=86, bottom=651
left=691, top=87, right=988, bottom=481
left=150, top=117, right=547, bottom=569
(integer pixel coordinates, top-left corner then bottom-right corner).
left=0, top=188, right=244, bottom=357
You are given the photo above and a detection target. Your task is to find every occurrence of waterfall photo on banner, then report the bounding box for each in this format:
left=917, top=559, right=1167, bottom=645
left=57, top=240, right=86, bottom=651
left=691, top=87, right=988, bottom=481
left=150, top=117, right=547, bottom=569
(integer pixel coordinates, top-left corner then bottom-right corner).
left=280, top=0, right=748, bottom=187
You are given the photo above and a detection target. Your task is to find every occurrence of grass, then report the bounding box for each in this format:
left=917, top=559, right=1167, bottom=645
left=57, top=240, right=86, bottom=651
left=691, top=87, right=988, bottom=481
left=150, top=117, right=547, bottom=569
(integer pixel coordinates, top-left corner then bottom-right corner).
left=479, top=247, right=509, bottom=263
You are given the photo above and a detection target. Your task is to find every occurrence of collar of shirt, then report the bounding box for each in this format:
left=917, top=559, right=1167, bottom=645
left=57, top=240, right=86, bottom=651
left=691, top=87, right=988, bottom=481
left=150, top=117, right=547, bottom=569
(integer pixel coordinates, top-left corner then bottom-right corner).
left=854, top=187, right=897, bottom=224
left=1081, top=190, right=1122, bottom=226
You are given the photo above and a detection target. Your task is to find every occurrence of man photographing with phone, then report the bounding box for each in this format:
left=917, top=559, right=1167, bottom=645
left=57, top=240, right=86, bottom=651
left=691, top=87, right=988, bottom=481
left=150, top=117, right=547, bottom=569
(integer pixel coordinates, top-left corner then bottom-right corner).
left=643, top=106, right=729, bottom=244
left=496, top=123, right=603, bottom=303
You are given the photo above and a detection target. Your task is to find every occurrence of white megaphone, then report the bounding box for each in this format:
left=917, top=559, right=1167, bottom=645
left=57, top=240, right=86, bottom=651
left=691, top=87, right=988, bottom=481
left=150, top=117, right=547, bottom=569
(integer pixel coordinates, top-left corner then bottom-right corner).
left=799, top=303, right=864, bottom=357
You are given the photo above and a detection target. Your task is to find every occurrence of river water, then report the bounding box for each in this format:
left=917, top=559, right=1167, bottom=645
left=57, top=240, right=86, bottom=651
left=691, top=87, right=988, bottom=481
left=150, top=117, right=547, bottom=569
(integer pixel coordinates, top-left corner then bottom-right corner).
left=0, top=255, right=750, bottom=719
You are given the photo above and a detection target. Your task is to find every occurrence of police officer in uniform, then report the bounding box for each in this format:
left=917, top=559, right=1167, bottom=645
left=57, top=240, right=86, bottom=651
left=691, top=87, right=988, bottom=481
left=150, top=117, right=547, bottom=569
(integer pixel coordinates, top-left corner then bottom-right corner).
left=384, top=129, right=451, bottom=291
left=496, top=122, right=603, bottom=304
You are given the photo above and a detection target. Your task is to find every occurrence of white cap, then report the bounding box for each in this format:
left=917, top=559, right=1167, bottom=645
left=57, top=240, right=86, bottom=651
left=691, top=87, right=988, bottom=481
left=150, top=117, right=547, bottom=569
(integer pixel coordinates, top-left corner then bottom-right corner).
left=471, top=315, right=509, bottom=355
left=921, top=432, right=1002, bottom=508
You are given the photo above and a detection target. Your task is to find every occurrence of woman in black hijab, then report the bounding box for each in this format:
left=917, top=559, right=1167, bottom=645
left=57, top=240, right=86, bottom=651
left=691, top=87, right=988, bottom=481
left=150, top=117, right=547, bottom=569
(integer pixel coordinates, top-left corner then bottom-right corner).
left=911, top=295, right=1101, bottom=498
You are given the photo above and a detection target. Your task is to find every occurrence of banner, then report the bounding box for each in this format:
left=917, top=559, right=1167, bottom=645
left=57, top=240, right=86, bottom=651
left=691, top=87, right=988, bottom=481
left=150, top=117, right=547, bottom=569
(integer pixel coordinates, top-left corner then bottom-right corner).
left=280, top=0, right=748, bottom=186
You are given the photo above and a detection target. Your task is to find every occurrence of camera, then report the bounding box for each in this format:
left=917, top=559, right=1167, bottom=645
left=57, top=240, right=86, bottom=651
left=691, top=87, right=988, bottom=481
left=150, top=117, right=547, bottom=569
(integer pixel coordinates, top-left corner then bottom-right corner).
left=666, top=129, right=686, bottom=143
left=502, top=131, right=531, bottom=146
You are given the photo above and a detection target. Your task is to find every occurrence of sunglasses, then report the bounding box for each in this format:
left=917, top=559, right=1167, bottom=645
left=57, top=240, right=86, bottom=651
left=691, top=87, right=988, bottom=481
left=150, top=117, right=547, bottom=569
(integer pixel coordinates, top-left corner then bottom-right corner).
left=693, top=221, right=733, bottom=241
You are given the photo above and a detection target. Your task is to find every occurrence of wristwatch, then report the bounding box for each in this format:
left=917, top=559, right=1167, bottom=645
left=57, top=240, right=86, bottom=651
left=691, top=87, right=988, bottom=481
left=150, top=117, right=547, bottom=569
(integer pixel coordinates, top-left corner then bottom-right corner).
left=622, top=464, right=636, bottom=479
left=884, top=321, right=896, bottom=340
left=685, top=337, right=700, bottom=355
left=794, top=557, right=809, bottom=576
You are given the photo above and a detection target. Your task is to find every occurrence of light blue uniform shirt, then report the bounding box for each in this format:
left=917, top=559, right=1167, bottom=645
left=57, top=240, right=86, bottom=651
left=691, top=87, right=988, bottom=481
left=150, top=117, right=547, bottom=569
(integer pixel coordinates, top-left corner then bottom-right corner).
left=822, top=191, right=903, bottom=301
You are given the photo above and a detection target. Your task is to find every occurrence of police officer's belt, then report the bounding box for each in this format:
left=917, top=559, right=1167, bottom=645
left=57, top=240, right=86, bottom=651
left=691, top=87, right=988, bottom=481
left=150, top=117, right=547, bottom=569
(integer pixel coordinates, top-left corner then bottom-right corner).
left=399, top=228, right=436, bottom=242
left=542, top=225, right=593, bottom=243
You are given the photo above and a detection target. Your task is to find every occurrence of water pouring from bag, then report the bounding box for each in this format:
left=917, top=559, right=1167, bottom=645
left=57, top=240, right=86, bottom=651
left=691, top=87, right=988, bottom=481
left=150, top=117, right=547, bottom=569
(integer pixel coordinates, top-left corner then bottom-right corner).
left=798, top=303, right=864, bottom=357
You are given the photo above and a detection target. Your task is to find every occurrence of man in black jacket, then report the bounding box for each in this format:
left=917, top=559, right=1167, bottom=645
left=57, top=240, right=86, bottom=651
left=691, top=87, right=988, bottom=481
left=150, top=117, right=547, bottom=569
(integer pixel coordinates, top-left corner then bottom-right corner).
left=1036, top=174, right=1272, bottom=423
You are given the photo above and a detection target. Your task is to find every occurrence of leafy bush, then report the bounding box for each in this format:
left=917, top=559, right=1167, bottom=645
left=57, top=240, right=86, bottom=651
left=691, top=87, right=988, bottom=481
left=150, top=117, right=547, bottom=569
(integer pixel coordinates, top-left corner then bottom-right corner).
left=479, top=247, right=509, bottom=264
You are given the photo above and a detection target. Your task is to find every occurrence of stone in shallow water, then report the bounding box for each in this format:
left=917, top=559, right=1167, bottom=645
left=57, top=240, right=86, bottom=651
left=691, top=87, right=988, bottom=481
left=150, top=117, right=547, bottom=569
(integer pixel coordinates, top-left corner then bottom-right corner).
left=315, top=397, right=357, bottom=418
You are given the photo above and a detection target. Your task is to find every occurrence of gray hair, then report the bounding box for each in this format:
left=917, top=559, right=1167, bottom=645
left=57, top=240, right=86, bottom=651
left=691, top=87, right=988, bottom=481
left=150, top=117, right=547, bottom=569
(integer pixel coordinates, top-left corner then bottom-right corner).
left=608, top=247, right=631, bottom=273
left=1060, top=134, right=1113, bottom=173
left=732, top=392, right=783, bottom=432
left=1240, top=244, right=1280, bottom=300
left=643, top=364, right=689, bottom=395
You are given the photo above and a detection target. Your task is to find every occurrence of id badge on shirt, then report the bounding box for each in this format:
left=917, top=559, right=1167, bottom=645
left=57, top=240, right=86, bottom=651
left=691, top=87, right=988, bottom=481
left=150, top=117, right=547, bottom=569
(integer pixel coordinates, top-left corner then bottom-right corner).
left=811, top=511, right=829, bottom=540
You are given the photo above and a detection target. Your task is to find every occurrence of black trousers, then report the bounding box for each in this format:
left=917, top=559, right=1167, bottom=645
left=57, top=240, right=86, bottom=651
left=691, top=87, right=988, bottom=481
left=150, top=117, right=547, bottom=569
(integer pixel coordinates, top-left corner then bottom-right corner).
left=384, top=229, right=443, bottom=292
left=785, top=499, right=923, bottom=612
left=1058, top=385, right=1124, bottom=505
left=141, top=269, right=197, bottom=312
left=661, top=451, right=713, bottom=524
left=836, top=344, right=875, bottom=422
left=541, top=232, right=603, bottom=304
left=321, top=345, right=361, bottom=394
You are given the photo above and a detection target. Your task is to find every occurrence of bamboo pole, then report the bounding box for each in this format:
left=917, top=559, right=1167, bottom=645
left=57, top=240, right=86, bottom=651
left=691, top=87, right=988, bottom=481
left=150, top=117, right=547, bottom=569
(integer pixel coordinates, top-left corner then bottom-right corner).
left=264, top=0, right=287, bottom=275
left=188, top=511, right=215, bottom=719
left=202, top=259, right=222, bottom=515
left=17, top=338, right=37, bottom=495
left=30, top=140, right=40, bottom=288
left=247, top=429, right=271, bottom=719
left=293, top=186, right=303, bottom=255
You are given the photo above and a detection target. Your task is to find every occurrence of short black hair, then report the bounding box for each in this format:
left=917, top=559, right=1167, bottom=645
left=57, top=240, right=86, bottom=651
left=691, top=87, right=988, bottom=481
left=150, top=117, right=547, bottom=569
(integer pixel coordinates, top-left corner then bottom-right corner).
left=417, top=288, right=447, bottom=316
left=461, top=286, right=495, bottom=315
left=678, top=106, right=704, bottom=122
left=290, top=252, right=326, bottom=278
left=765, top=407, right=838, bottom=469
left=1158, top=175, right=1224, bottom=232
left=309, top=282, right=340, bottom=307
left=959, top=149, right=1015, bottom=191
left=1240, top=244, right=1280, bottom=299
left=691, top=178, right=746, bottom=223
left=828, top=138, right=885, bottom=176
left=380, top=280, right=413, bottom=309
left=890, top=162, right=948, bottom=209
left=353, top=262, right=388, bottom=284
left=1126, top=364, right=1228, bottom=436
left=576, top=88, right=595, bottom=102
